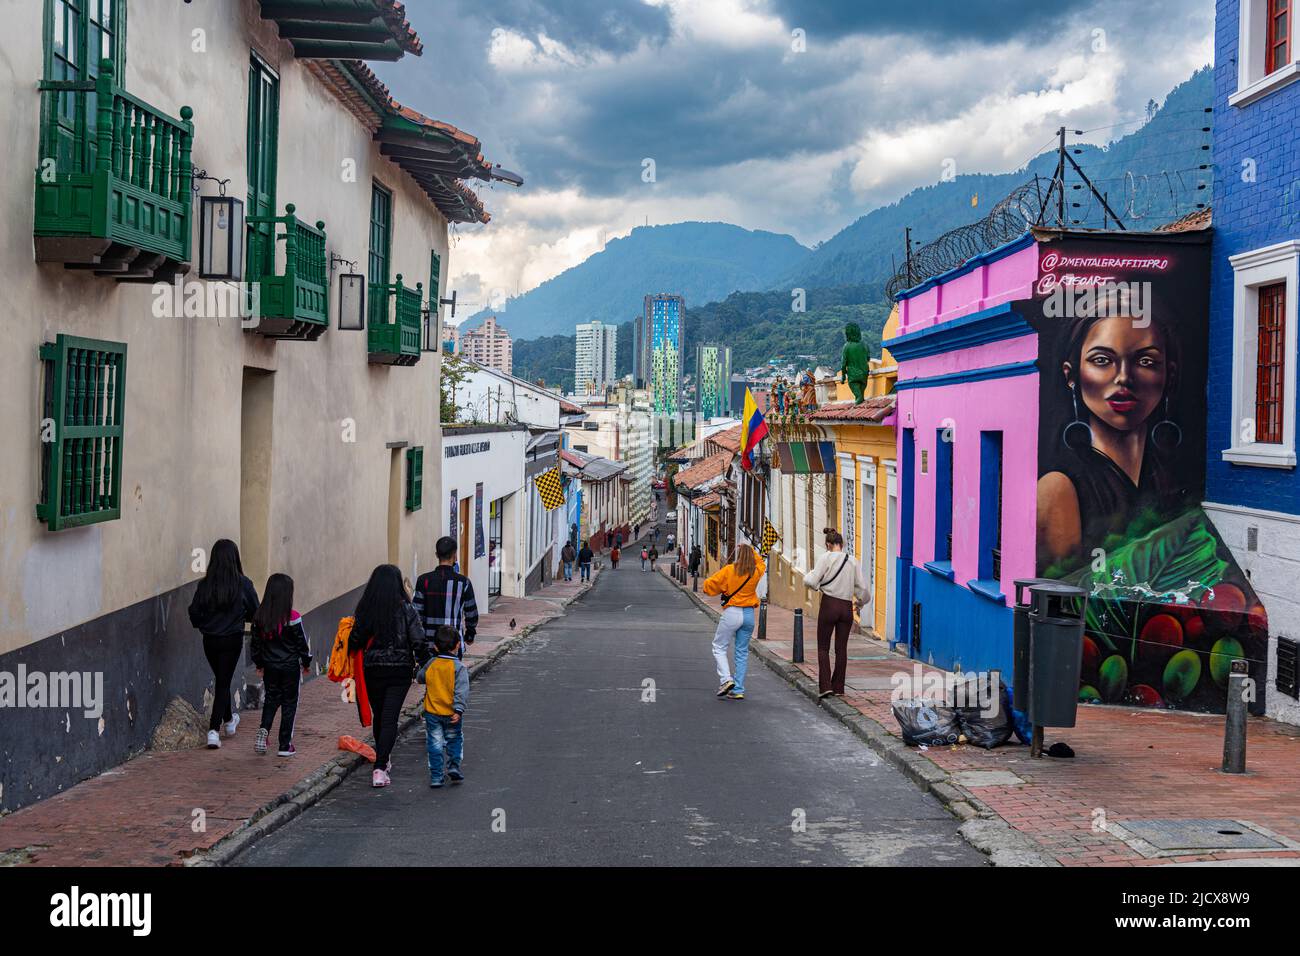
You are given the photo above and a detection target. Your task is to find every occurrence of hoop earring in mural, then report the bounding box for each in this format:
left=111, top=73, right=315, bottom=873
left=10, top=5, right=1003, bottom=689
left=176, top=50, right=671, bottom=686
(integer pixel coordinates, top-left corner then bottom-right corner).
left=1150, top=395, right=1183, bottom=451
left=1062, top=384, right=1093, bottom=451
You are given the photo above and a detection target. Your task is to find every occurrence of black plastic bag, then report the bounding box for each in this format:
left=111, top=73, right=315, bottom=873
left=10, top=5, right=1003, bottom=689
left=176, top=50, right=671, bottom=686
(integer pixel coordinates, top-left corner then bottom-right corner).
left=954, top=676, right=1013, bottom=749
left=891, top=698, right=961, bottom=747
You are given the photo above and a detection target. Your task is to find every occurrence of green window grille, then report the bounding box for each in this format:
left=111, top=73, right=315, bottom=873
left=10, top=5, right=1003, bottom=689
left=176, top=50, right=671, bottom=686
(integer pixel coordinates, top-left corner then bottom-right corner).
left=405, top=446, right=423, bottom=511
left=368, top=182, right=392, bottom=327
left=38, top=334, right=127, bottom=531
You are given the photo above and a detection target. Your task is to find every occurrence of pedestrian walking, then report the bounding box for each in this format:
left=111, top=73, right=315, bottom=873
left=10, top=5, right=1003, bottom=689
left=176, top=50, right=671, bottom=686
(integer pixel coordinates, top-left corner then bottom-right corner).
left=561, top=541, right=576, bottom=581
left=648, top=546, right=659, bottom=570
left=641, top=546, right=649, bottom=570
left=250, top=573, right=312, bottom=757
left=413, top=537, right=480, bottom=659
left=187, top=539, right=260, bottom=750
left=418, top=626, right=469, bottom=788
left=805, top=529, right=868, bottom=699
left=667, top=532, right=675, bottom=551
left=349, top=564, right=428, bottom=788
left=578, top=541, right=594, bottom=582
left=611, top=545, right=621, bottom=568
left=688, top=544, right=702, bottom=578
left=701, top=544, right=765, bottom=700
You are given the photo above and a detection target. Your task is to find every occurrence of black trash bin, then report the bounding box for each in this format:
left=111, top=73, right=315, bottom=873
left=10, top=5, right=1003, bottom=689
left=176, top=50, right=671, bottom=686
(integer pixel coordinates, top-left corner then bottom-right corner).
left=1012, top=578, right=1054, bottom=713
left=1027, top=582, right=1087, bottom=729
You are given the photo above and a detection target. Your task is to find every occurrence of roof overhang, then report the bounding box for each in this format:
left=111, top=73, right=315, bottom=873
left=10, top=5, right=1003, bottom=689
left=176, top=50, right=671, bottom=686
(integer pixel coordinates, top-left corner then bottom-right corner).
left=259, top=0, right=423, bottom=61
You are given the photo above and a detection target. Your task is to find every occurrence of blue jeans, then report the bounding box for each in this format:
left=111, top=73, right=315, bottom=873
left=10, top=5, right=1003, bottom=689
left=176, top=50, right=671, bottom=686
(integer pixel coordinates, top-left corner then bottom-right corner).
left=711, top=605, right=755, bottom=694
left=580, top=562, right=591, bottom=582
left=563, top=561, right=573, bottom=581
left=425, top=712, right=463, bottom=783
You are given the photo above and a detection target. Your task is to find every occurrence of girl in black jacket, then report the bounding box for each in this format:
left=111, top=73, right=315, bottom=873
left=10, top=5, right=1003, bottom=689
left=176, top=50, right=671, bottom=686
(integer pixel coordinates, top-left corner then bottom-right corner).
left=349, top=564, right=427, bottom=788
left=250, top=574, right=312, bottom=757
left=187, top=539, right=259, bottom=749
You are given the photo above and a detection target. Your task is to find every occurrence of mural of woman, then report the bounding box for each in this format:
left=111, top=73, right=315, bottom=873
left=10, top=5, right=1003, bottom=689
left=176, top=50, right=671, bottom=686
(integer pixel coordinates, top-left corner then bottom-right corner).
left=1036, top=304, right=1187, bottom=567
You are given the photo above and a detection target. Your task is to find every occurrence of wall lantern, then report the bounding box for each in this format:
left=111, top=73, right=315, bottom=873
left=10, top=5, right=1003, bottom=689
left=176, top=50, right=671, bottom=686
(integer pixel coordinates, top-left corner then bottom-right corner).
left=198, top=194, right=245, bottom=281
left=332, top=253, right=365, bottom=331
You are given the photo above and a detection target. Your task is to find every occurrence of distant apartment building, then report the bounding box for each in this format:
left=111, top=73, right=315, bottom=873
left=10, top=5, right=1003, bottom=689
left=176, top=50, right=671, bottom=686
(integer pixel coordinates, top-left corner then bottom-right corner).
left=568, top=385, right=654, bottom=529
left=575, top=320, right=618, bottom=393
left=643, top=294, right=684, bottom=415
left=461, top=315, right=513, bottom=374
left=695, top=344, right=732, bottom=419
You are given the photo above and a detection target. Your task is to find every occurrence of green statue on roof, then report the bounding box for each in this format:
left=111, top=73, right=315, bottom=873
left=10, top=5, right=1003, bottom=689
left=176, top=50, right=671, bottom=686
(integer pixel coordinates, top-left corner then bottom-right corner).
left=840, top=322, right=870, bottom=404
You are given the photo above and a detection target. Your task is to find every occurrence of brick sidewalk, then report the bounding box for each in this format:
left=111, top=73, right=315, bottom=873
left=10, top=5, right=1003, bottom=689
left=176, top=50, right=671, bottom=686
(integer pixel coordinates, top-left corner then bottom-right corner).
left=0, top=572, right=597, bottom=867
left=660, top=566, right=1300, bottom=867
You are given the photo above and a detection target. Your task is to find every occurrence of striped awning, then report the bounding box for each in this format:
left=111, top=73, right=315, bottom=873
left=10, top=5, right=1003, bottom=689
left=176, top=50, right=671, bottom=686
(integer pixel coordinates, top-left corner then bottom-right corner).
left=773, top=441, right=837, bottom=474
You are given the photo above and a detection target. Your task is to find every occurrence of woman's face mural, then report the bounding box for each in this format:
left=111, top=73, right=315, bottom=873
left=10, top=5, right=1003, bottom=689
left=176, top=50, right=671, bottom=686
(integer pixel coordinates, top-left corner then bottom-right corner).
left=1066, top=316, right=1171, bottom=434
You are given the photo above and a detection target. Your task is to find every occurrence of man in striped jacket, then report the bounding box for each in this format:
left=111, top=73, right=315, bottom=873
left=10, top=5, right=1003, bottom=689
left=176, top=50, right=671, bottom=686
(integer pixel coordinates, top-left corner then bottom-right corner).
left=413, top=537, right=480, bottom=659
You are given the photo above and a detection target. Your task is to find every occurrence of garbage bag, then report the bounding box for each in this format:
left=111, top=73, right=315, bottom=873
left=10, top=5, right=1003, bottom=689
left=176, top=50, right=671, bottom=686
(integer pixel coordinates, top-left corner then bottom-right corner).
left=891, top=698, right=961, bottom=747
left=955, top=681, right=1013, bottom=749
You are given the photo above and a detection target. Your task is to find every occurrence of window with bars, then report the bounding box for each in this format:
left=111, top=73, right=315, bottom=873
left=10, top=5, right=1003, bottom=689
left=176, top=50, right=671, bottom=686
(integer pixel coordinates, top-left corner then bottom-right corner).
left=1255, top=282, right=1287, bottom=444
left=38, top=335, right=127, bottom=531
left=707, top=514, right=719, bottom=558
left=405, top=446, right=423, bottom=511
left=1267, top=0, right=1291, bottom=74
left=842, top=475, right=855, bottom=554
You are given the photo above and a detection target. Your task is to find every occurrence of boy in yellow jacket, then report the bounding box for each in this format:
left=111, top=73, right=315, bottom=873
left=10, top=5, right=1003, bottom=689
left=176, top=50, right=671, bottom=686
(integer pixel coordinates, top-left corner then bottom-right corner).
left=418, top=627, right=469, bottom=788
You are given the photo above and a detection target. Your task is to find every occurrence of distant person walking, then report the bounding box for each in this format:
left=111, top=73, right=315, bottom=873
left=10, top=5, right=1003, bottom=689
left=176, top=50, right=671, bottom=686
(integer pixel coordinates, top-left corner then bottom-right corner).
left=702, top=544, right=765, bottom=701
left=578, top=541, right=593, bottom=582
left=667, top=532, right=675, bottom=551
left=561, top=542, right=576, bottom=581
left=349, top=564, right=428, bottom=788
left=611, top=545, right=621, bottom=569
left=805, top=528, right=868, bottom=698
left=648, top=546, right=659, bottom=571
left=641, top=546, right=649, bottom=571
left=250, top=573, right=312, bottom=757
left=413, top=537, right=480, bottom=659
left=188, top=539, right=259, bottom=750
left=688, top=545, right=702, bottom=578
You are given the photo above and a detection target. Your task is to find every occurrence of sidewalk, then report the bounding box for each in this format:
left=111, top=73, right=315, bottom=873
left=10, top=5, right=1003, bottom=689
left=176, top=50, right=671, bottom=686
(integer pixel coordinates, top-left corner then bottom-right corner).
left=0, top=571, right=598, bottom=867
left=660, top=565, right=1300, bottom=867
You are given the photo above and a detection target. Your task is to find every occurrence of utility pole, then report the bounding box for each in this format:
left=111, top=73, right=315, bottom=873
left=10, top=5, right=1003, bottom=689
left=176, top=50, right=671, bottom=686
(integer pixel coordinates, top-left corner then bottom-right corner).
left=904, top=228, right=915, bottom=286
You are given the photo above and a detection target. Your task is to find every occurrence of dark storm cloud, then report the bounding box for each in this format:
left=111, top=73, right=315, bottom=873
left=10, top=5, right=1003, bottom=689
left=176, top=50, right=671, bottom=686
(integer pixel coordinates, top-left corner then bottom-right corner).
left=406, top=0, right=671, bottom=54
left=764, top=0, right=1098, bottom=42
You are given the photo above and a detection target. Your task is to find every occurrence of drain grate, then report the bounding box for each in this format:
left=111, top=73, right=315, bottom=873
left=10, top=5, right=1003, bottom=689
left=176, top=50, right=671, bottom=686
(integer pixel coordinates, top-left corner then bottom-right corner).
left=1118, top=819, right=1285, bottom=852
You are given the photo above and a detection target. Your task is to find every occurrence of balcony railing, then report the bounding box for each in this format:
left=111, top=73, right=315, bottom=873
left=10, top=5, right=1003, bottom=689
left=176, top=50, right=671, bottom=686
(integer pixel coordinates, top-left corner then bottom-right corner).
left=34, top=59, right=194, bottom=280
left=246, top=204, right=328, bottom=340
left=367, top=275, right=423, bottom=365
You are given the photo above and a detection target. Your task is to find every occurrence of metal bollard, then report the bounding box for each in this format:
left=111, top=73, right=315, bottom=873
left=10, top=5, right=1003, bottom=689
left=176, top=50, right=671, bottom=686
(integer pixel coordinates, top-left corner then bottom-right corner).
left=692, top=573, right=698, bottom=592
left=1222, top=658, right=1249, bottom=774
left=792, top=608, right=804, bottom=663
left=757, top=600, right=767, bottom=640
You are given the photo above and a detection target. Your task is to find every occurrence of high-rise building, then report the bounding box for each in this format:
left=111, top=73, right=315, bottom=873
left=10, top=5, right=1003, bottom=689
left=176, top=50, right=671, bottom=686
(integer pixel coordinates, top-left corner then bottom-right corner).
left=695, top=344, right=732, bottom=419
left=632, top=314, right=647, bottom=388
left=644, top=293, right=684, bottom=415
left=460, top=316, right=513, bottom=375
left=575, top=320, right=618, bottom=393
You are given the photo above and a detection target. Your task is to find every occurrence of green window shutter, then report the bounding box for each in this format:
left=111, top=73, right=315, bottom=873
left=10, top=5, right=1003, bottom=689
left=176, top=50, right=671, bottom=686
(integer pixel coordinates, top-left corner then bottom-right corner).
left=406, top=446, right=423, bottom=511
left=246, top=55, right=279, bottom=280
left=368, top=182, right=392, bottom=327
left=37, top=334, right=127, bottom=531
left=429, top=250, right=441, bottom=300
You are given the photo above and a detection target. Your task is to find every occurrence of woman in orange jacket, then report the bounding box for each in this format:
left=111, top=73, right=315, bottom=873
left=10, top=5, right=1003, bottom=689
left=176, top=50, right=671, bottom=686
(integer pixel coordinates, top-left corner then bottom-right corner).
left=701, top=544, right=765, bottom=700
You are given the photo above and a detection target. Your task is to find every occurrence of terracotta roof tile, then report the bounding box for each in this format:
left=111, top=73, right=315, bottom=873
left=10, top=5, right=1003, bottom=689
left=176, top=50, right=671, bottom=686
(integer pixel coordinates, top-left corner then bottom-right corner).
left=1156, top=207, right=1212, bottom=232
left=808, top=395, right=896, bottom=424
left=707, top=424, right=742, bottom=454
left=673, top=451, right=733, bottom=492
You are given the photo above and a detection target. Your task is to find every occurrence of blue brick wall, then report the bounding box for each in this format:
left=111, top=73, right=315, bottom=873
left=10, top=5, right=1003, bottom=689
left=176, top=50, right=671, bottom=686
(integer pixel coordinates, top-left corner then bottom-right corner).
left=1208, top=0, right=1300, bottom=514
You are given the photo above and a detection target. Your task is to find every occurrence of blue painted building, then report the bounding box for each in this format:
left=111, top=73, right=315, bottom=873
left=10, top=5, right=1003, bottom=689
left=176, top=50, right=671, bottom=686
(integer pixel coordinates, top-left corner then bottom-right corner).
left=1203, top=0, right=1300, bottom=724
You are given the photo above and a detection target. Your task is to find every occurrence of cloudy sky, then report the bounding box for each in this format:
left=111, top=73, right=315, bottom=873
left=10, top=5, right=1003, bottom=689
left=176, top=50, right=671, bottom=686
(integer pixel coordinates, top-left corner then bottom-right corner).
left=376, top=0, right=1214, bottom=317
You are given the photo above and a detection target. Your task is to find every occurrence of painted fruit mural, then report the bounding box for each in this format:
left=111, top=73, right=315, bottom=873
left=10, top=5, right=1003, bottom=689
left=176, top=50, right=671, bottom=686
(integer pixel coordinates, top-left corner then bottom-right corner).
left=1066, top=509, right=1268, bottom=715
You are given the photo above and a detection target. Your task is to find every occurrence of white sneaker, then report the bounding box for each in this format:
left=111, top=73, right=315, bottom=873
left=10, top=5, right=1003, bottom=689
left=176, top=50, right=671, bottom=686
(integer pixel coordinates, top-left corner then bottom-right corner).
left=206, top=730, right=221, bottom=749
left=224, top=712, right=240, bottom=737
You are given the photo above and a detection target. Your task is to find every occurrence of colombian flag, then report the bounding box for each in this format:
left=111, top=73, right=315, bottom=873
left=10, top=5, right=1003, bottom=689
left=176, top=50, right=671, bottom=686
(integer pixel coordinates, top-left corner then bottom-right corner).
left=740, top=387, right=769, bottom=471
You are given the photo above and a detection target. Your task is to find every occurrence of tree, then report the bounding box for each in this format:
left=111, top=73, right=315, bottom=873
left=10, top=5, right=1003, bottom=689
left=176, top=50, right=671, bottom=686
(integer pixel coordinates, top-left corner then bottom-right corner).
left=440, top=353, right=473, bottom=423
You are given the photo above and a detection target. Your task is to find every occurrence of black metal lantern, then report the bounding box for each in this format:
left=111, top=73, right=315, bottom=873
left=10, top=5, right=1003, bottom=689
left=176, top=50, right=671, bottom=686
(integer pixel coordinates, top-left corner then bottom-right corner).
left=337, top=273, right=366, bottom=331
left=198, top=195, right=245, bottom=281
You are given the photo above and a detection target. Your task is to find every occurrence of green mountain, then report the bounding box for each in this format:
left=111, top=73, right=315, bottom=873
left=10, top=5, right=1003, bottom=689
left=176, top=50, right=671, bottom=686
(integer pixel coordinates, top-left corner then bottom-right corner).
left=781, top=67, right=1213, bottom=292
left=463, top=221, right=811, bottom=340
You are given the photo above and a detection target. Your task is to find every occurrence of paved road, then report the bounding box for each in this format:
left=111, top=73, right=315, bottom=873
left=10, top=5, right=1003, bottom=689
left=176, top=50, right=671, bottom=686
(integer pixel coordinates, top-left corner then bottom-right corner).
left=240, top=539, right=983, bottom=866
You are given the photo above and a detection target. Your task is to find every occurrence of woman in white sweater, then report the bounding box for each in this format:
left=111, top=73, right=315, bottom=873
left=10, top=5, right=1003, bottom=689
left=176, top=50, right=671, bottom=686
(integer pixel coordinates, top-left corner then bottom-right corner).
left=804, top=528, right=868, bottom=698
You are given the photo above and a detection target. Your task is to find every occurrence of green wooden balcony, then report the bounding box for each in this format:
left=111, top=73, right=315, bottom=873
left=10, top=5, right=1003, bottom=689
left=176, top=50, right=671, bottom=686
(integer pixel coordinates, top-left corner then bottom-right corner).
left=246, top=204, right=328, bottom=340
left=367, top=275, right=423, bottom=366
left=34, top=60, right=194, bottom=281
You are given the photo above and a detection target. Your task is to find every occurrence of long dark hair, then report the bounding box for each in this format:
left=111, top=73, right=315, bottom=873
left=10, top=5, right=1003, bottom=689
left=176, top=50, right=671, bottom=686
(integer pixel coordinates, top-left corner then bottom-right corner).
left=353, top=564, right=408, bottom=645
left=254, top=573, right=294, bottom=637
left=194, top=539, right=244, bottom=611
left=1060, top=306, right=1181, bottom=431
